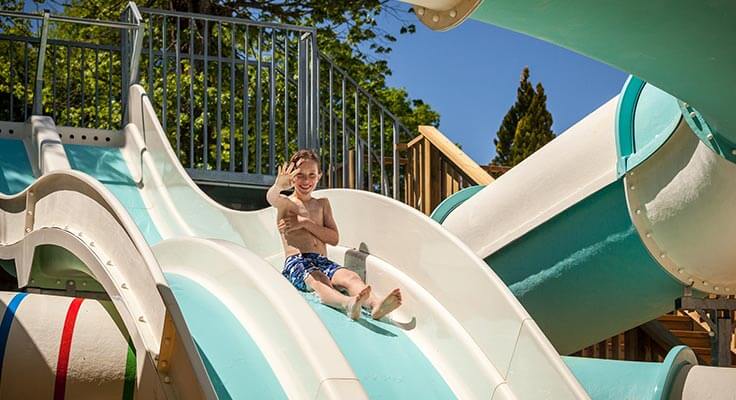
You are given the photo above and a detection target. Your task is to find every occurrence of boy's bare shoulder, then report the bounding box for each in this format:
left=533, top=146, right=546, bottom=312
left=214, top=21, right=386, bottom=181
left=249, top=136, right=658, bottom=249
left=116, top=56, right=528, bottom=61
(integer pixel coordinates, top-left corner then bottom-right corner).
left=317, top=197, right=332, bottom=208
left=275, top=195, right=298, bottom=214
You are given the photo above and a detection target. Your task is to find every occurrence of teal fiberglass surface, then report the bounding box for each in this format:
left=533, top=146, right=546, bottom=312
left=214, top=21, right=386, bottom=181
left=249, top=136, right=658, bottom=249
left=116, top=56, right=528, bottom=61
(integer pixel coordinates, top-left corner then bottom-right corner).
left=63, top=145, right=452, bottom=397
left=564, top=357, right=663, bottom=400
left=430, top=185, right=485, bottom=224
left=64, top=144, right=162, bottom=244
left=0, top=138, right=34, bottom=195
left=563, top=346, right=695, bottom=400
left=301, top=292, right=455, bottom=399
left=625, top=84, right=682, bottom=171
left=486, top=179, right=683, bottom=355
left=166, top=273, right=286, bottom=400
left=470, top=1, right=736, bottom=146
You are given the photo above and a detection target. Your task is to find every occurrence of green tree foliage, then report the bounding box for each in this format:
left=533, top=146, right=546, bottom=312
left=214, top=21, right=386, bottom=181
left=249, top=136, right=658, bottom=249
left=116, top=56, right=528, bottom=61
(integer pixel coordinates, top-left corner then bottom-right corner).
left=1, top=0, right=439, bottom=183
left=59, top=0, right=439, bottom=133
left=492, top=67, right=554, bottom=167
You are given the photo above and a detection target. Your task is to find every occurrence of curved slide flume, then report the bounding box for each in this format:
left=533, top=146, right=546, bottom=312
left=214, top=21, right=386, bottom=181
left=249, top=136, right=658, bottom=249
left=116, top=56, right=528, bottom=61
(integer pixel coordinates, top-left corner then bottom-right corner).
left=61, top=83, right=591, bottom=398
left=0, top=168, right=214, bottom=398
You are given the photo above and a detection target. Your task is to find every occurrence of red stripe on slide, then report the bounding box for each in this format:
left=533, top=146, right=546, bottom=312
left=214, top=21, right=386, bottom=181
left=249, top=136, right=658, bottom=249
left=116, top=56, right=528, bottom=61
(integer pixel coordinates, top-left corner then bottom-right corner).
left=54, top=298, right=84, bottom=400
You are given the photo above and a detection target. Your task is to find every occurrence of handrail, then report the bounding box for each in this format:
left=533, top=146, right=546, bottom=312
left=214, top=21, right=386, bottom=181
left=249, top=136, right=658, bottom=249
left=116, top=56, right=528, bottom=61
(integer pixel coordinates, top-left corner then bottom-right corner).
left=0, top=4, right=143, bottom=128
left=318, top=52, right=413, bottom=136
left=416, top=125, right=492, bottom=185
left=139, top=7, right=316, bottom=33
left=0, top=10, right=140, bottom=29
left=403, top=125, right=492, bottom=214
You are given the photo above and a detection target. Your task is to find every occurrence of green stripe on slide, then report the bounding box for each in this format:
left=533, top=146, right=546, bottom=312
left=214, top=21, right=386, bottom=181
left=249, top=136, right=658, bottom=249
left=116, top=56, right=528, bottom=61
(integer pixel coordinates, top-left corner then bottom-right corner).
left=122, top=343, right=136, bottom=400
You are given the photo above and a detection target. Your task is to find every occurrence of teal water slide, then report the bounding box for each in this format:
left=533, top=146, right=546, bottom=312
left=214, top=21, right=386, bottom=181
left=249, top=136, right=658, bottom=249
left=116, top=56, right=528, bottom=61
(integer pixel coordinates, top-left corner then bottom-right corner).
left=0, top=138, right=34, bottom=195
left=38, top=82, right=595, bottom=399
left=63, top=140, right=457, bottom=399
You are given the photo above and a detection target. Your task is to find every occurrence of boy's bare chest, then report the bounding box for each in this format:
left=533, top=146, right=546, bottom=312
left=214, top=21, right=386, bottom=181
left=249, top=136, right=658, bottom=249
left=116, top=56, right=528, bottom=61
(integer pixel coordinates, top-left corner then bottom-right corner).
left=292, top=199, right=323, bottom=224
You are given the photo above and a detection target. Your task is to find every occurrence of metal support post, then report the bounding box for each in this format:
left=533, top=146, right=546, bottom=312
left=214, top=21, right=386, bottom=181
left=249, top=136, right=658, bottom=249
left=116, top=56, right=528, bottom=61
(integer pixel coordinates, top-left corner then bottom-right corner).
left=32, top=10, right=50, bottom=116
left=392, top=120, right=399, bottom=199
left=296, top=32, right=308, bottom=149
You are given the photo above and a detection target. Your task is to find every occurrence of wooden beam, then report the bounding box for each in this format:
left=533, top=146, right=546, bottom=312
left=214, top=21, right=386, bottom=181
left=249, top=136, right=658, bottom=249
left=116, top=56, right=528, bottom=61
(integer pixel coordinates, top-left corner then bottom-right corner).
left=430, top=144, right=441, bottom=212
left=422, top=138, right=432, bottom=214
left=625, top=329, right=639, bottom=360
left=612, top=334, right=621, bottom=360
left=596, top=341, right=608, bottom=359
left=348, top=149, right=355, bottom=189
left=417, top=125, right=493, bottom=185
left=157, top=311, right=177, bottom=374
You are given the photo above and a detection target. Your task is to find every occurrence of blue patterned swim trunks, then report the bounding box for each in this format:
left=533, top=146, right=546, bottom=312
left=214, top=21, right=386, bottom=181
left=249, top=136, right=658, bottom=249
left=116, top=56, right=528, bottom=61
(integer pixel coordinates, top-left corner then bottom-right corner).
left=282, top=253, right=343, bottom=292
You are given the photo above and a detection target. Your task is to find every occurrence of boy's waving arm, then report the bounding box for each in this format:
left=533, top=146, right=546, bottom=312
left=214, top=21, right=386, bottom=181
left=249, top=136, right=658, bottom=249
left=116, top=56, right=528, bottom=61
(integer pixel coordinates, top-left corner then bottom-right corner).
left=266, top=162, right=299, bottom=212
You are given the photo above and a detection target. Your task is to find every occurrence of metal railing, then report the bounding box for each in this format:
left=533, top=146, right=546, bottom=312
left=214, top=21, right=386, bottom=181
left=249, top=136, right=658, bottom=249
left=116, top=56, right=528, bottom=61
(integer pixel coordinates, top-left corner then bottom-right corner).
left=137, top=8, right=415, bottom=198
left=136, top=8, right=319, bottom=187
left=0, top=4, right=419, bottom=200
left=318, top=54, right=415, bottom=199
left=0, top=3, right=142, bottom=130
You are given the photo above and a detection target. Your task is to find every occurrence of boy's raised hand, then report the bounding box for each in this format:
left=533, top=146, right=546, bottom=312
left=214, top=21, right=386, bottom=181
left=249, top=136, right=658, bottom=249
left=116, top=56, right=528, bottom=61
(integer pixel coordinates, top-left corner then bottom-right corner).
left=275, top=162, right=301, bottom=190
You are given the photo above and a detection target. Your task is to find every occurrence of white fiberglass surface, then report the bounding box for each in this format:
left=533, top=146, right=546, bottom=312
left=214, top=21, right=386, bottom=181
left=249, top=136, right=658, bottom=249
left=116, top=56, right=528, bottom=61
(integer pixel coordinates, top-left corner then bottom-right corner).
left=114, top=84, right=588, bottom=399
left=443, top=97, right=619, bottom=259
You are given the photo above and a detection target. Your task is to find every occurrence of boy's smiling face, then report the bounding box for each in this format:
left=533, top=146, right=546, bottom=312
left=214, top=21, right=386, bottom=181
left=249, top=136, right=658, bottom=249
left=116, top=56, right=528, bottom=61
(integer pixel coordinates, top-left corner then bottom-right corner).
left=292, top=159, right=321, bottom=197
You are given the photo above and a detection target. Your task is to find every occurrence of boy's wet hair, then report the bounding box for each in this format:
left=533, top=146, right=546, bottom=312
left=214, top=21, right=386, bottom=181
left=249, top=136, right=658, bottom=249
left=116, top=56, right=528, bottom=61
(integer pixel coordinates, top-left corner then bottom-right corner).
left=289, top=149, right=320, bottom=168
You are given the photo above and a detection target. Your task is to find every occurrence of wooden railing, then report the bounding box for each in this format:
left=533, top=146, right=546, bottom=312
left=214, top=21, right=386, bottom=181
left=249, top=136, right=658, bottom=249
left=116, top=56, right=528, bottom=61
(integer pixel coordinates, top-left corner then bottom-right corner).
left=572, top=312, right=736, bottom=366
left=402, top=125, right=493, bottom=214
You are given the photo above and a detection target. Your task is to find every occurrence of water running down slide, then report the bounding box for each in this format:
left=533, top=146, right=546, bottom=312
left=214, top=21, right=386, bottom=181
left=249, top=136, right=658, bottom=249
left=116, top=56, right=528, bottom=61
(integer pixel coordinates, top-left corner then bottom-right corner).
left=59, top=83, right=590, bottom=398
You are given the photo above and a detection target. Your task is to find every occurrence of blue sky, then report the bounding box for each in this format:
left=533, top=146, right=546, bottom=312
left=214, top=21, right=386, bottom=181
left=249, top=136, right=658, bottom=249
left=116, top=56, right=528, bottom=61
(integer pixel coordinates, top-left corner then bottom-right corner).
left=376, top=5, right=628, bottom=165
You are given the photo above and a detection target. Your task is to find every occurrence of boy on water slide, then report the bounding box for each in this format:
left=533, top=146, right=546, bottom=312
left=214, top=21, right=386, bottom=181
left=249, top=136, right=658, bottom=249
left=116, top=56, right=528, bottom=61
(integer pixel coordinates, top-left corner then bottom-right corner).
left=267, top=149, right=402, bottom=320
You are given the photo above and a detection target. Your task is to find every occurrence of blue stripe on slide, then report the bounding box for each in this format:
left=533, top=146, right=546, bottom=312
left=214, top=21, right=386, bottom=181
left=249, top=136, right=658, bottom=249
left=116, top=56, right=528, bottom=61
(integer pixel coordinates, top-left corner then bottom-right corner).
left=0, top=292, right=28, bottom=378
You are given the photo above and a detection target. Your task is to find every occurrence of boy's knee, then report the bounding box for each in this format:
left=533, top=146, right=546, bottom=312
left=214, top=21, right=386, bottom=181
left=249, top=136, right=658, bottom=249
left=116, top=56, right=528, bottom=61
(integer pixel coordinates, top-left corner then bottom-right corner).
left=306, top=270, right=330, bottom=285
left=349, top=271, right=362, bottom=281
left=342, top=270, right=363, bottom=284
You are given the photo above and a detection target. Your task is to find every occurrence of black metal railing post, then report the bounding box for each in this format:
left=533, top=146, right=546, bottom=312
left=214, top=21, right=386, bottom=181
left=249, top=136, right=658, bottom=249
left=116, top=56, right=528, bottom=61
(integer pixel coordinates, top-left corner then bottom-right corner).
left=31, top=10, right=50, bottom=116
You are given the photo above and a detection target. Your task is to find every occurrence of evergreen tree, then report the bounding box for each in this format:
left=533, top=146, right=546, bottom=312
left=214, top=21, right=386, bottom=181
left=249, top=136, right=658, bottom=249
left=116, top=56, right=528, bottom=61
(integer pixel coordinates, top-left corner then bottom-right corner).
left=492, top=67, right=554, bottom=168
left=492, top=67, right=534, bottom=166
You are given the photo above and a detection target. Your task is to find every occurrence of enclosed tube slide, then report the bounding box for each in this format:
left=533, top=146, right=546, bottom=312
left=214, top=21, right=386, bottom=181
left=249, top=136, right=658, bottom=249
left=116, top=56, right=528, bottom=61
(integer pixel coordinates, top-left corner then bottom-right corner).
left=441, top=76, right=736, bottom=355
left=0, top=291, right=134, bottom=399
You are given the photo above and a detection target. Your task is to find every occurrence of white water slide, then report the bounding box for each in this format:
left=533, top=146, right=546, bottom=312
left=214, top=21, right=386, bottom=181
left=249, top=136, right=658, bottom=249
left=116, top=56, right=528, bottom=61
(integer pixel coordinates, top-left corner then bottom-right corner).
left=4, top=80, right=736, bottom=399
left=31, top=83, right=589, bottom=398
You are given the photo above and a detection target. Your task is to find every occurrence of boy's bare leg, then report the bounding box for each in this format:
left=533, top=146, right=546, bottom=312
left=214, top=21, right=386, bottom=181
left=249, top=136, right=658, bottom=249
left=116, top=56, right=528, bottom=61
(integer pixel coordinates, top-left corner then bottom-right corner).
left=332, top=269, right=403, bottom=320
left=306, top=272, right=370, bottom=320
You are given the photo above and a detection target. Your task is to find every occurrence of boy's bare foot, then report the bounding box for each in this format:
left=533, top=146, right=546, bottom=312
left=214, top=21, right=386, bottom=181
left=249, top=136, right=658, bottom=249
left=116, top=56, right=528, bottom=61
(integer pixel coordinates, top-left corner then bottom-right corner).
left=371, top=288, right=402, bottom=320
left=346, top=286, right=371, bottom=320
